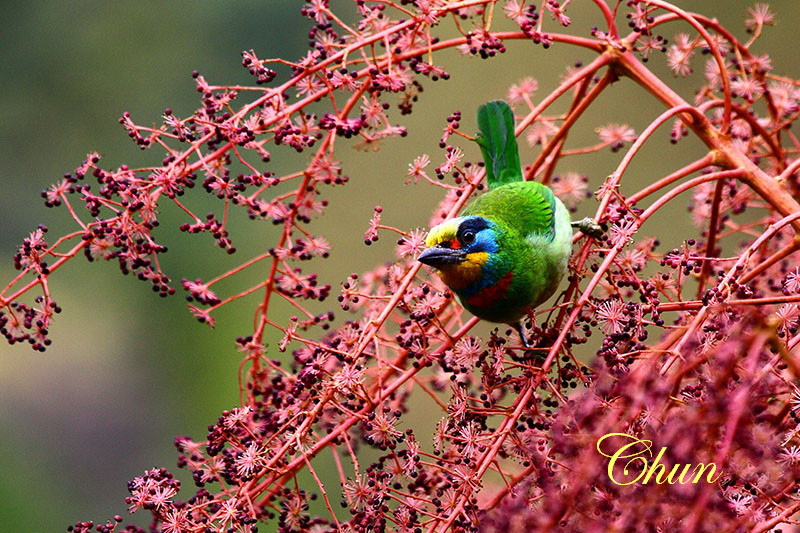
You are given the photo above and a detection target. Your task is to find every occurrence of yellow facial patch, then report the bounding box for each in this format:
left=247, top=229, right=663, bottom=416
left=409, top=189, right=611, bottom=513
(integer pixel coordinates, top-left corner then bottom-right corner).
left=424, top=218, right=491, bottom=290
left=425, top=219, right=459, bottom=248
left=438, top=251, right=490, bottom=290
left=464, top=252, right=490, bottom=267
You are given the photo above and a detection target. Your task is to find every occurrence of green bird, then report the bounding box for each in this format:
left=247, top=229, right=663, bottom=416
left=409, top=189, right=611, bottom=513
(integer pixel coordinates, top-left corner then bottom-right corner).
left=418, top=100, right=592, bottom=344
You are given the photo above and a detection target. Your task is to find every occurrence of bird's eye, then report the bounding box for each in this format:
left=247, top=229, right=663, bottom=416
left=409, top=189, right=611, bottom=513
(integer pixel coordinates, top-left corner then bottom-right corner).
left=461, top=230, right=476, bottom=244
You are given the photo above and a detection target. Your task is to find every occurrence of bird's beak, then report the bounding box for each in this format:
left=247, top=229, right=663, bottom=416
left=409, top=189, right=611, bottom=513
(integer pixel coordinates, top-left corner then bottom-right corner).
left=418, top=246, right=465, bottom=268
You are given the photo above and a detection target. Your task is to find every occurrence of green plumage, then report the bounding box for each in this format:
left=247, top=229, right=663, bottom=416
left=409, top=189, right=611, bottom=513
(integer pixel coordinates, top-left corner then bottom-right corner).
left=470, top=100, right=559, bottom=242
left=463, top=181, right=557, bottom=241
left=419, top=100, right=573, bottom=331
left=476, top=100, right=522, bottom=189
left=460, top=180, right=570, bottom=323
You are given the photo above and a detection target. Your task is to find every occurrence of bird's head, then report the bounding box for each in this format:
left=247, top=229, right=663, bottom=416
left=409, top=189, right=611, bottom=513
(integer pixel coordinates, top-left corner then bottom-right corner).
left=418, top=216, right=500, bottom=291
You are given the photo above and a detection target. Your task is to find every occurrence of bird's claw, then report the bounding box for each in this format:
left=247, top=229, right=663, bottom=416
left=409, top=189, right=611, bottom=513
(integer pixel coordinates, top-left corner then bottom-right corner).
left=513, top=321, right=532, bottom=349
left=572, top=217, right=604, bottom=239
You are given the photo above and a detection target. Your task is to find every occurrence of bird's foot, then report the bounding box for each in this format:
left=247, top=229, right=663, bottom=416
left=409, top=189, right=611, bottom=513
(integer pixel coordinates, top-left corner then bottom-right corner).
left=572, top=217, right=604, bottom=239
left=513, top=321, right=532, bottom=349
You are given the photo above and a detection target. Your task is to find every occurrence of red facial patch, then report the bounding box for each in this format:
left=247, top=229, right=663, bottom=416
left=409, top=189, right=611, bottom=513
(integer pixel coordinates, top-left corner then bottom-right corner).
left=449, top=238, right=461, bottom=249
left=466, top=272, right=514, bottom=308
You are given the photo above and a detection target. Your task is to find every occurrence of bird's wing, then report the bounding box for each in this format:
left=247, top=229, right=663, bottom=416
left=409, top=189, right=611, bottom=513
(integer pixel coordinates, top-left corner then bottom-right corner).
left=475, top=100, right=522, bottom=189
left=463, top=181, right=557, bottom=242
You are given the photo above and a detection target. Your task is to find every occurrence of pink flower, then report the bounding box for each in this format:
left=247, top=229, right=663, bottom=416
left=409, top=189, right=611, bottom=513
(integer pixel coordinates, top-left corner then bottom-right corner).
left=449, top=336, right=483, bottom=369
left=458, top=423, right=483, bottom=458
left=365, top=411, right=402, bottom=446
left=526, top=121, right=558, bottom=146
left=745, top=3, right=775, bottom=32
left=667, top=33, right=695, bottom=76
left=308, top=155, right=342, bottom=185
left=731, top=76, right=764, bottom=102
left=596, top=123, right=636, bottom=151
left=43, top=179, right=72, bottom=207
left=783, top=268, right=800, bottom=294
left=635, top=35, right=667, bottom=62
left=235, top=442, right=267, bottom=478
left=774, top=304, right=799, bottom=337
left=342, top=474, right=374, bottom=511
left=545, top=0, right=570, bottom=26
left=397, top=228, right=428, bottom=258
left=332, top=363, right=364, bottom=393
left=551, top=172, right=589, bottom=210
left=507, top=77, right=538, bottom=105
left=161, top=508, right=191, bottom=533
left=439, top=145, right=464, bottom=174
left=503, top=0, right=528, bottom=25
left=360, top=94, right=388, bottom=128
left=778, top=445, right=800, bottom=466
left=609, top=217, right=637, bottom=247
left=406, top=154, right=431, bottom=184
left=182, top=278, right=221, bottom=305
left=596, top=299, right=626, bottom=335
left=745, top=53, right=773, bottom=73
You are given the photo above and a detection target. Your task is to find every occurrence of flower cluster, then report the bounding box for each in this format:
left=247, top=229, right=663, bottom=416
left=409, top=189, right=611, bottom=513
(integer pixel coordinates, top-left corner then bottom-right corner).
left=6, top=1, right=800, bottom=531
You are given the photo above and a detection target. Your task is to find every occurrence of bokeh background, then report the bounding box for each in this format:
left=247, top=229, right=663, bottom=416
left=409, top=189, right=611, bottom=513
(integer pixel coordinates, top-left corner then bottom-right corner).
left=1, top=1, right=798, bottom=529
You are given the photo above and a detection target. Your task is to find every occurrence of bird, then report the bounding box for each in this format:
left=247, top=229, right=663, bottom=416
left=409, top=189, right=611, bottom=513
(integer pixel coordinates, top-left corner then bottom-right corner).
left=417, top=100, right=594, bottom=345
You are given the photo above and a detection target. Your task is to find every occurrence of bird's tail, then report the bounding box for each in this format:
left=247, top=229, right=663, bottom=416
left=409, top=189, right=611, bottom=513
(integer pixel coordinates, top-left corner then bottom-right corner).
left=476, top=100, right=523, bottom=189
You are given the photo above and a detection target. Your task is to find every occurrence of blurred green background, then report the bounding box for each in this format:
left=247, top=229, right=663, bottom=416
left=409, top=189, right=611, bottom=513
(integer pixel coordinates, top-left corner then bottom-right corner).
left=1, top=1, right=798, bottom=529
